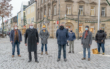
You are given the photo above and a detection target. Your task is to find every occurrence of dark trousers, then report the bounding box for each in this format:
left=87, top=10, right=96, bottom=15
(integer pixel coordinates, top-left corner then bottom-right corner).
left=41, top=44, right=47, bottom=52
left=97, top=43, right=105, bottom=53
left=29, top=51, right=37, bottom=61
left=58, top=44, right=66, bottom=59
left=12, top=41, right=20, bottom=55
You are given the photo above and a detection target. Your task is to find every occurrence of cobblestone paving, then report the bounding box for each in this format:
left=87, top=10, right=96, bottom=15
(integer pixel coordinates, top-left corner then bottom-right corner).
left=0, top=37, right=110, bottom=69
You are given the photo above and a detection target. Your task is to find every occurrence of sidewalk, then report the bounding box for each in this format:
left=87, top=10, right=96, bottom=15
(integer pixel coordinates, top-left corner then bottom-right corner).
left=0, top=37, right=110, bottom=69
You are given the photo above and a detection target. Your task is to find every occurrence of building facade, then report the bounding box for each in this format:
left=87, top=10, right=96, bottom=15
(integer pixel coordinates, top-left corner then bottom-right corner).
left=36, top=0, right=110, bottom=38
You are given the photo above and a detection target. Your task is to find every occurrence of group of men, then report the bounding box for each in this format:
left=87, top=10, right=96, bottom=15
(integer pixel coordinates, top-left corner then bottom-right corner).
left=10, top=22, right=106, bottom=63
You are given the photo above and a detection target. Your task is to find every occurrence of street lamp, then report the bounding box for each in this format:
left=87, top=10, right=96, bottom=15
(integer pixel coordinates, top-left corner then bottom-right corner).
left=98, top=0, right=101, bottom=30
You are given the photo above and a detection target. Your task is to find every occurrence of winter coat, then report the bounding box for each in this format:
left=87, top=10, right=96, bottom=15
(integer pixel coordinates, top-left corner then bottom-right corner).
left=95, top=30, right=106, bottom=44
left=56, top=28, right=69, bottom=45
left=10, top=29, right=22, bottom=45
left=68, top=32, right=76, bottom=41
left=81, top=31, right=92, bottom=48
left=39, top=29, right=49, bottom=44
left=25, top=28, right=39, bottom=52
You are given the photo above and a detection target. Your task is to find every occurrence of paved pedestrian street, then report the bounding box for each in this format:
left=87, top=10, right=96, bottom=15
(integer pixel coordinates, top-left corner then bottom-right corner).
left=0, top=37, right=110, bottom=69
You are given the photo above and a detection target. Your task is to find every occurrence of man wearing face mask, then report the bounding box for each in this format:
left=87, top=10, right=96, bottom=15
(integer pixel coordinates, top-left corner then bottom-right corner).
left=68, top=29, right=76, bottom=53
left=39, top=25, right=49, bottom=55
left=10, top=25, right=22, bottom=57
left=25, top=23, right=39, bottom=63
left=81, top=26, right=92, bottom=61
left=95, top=28, right=106, bottom=55
left=56, top=24, right=69, bottom=62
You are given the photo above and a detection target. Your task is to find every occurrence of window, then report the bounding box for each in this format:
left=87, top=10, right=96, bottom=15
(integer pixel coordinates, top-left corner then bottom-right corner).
left=28, top=19, right=30, bottom=24
left=90, top=6, right=95, bottom=16
left=44, top=9, right=46, bottom=15
left=54, top=5, right=57, bottom=15
left=79, top=5, right=83, bottom=15
left=101, top=7, right=105, bottom=17
left=42, top=0, right=43, bottom=3
left=49, top=8, right=51, bottom=16
left=67, top=5, right=71, bottom=15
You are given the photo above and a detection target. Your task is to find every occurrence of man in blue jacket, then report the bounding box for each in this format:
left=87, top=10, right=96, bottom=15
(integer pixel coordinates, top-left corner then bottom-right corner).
left=56, top=24, right=69, bottom=62
left=68, top=29, right=76, bottom=53
left=10, top=25, right=22, bottom=57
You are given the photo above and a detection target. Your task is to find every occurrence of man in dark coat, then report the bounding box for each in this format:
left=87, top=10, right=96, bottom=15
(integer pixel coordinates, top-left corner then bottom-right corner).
left=95, top=28, right=106, bottom=55
left=81, top=26, right=92, bottom=61
left=10, top=25, right=22, bottom=57
left=56, top=24, right=69, bottom=62
left=25, top=23, right=39, bottom=63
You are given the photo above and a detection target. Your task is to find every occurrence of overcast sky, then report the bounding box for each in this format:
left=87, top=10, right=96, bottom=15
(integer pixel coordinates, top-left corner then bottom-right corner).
left=0, top=0, right=29, bottom=27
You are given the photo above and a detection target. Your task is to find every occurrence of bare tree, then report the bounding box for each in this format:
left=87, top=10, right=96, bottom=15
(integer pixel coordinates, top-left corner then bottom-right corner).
left=0, top=0, right=13, bottom=33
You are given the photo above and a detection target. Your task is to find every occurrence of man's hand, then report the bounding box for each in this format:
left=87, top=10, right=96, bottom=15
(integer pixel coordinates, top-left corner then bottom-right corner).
left=89, top=44, right=91, bottom=46
left=96, top=41, right=97, bottom=42
left=25, top=43, right=27, bottom=46
left=20, top=41, right=22, bottom=42
left=81, top=44, right=83, bottom=45
left=37, top=43, right=39, bottom=45
left=101, top=40, right=103, bottom=42
left=11, top=41, right=12, bottom=43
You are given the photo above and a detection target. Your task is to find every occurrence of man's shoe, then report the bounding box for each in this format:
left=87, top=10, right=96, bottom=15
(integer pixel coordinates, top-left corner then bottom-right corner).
left=88, top=58, right=90, bottom=61
left=28, top=60, right=31, bottom=62
left=12, top=55, right=14, bottom=58
left=41, top=52, right=43, bottom=55
left=102, top=53, right=105, bottom=55
left=68, top=51, right=71, bottom=53
left=35, top=60, right=39, bottom=63
left=64, top=59, right=67, bottom=62
left=57, top=59, right=60, bottom=62
left=18, top=55, right=21, bottom=57
left=82, top=58, right=86, bottom=60
left=45, top=52, right=48, bottom=55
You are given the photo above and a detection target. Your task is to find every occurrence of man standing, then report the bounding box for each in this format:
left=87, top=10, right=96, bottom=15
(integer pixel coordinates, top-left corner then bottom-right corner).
left=95, top=28, right=106, bottom=55
left=39, top=25, right=49, bottom=55
left=68, top=29, right=76, bottom=53
left=81, top=26, right=92, bottom=61
left=10, top=25, right=22, bottom=57
left=25, top=23, right=39, bottom=63
left=56, top=24, right=68, bottom=62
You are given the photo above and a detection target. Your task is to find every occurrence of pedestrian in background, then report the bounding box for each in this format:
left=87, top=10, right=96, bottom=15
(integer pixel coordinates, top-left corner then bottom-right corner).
left=81, top=26, right=92, bottom=61
left=10, top=25, right=22, bottom=57
left=66, top=27, right=69, bottom=46
left=95, top=28, right=106, bottom=55
left=68, top=29, right=76, bottom=53
left=39, top=25, right=49, bottom=55
left=25, top=23, right=39, bottom=63
left=56, top=24, right=69, bottom=62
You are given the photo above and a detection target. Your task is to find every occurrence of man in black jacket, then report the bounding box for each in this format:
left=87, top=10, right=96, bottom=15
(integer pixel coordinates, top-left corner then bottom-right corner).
left=95, top=28, right=106, bottom=55
left=25, top=23, right=39, bottom=63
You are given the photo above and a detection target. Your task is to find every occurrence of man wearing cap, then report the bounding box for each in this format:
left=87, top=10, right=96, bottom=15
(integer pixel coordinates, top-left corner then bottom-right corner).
left=39, top=25, right=49, bottom=55
left=25, top=23, right=39, bottom=63
left=81, top=26, right=92, bottom=61
left=56, top=24, right=69, bottom=62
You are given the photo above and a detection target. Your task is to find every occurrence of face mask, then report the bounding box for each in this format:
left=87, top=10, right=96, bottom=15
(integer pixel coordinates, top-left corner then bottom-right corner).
left=30, top=26, right=33, bottom=29
left=70, top=30, right=72, bottom=32
left=85, top=28, right=88, bottom=31
left=15, top=27, right=18, bottom=29
left=42, top=28, right=46, bottom=30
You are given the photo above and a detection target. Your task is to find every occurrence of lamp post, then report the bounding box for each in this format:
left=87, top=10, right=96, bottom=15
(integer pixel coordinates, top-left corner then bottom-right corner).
left=78, top=9, right=80, bottom=40
left=58, top=0, right=60, bottom=26
left=98, top=0, right=101, bottom=30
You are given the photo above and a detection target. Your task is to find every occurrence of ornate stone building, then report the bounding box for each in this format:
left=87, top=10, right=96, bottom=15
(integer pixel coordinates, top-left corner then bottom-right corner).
left=37, top=0, right=110, bottom=38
